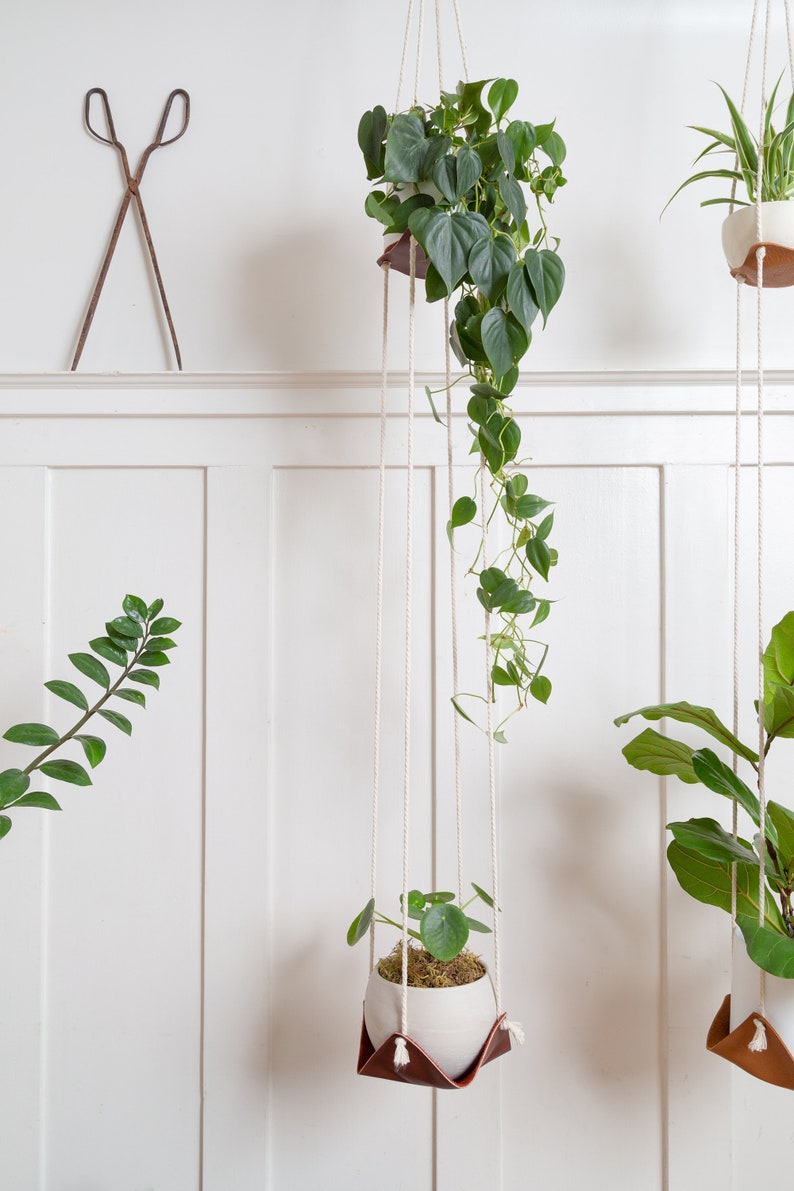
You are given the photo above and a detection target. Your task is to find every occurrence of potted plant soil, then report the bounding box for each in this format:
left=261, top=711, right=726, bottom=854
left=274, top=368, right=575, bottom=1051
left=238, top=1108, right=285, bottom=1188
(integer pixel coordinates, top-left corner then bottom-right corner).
left=666, top=76, right=794, bottom=286
left=615, top=609, right=794, bottom=1085
left=347, top=883, right=499, bottom=1080
left=358, top=77, right=566, bottom=737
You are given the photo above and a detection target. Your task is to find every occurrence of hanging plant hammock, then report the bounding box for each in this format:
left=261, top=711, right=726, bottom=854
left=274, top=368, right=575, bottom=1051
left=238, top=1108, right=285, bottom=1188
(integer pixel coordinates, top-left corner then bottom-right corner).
left=347, top=0, right=567, bottom=1088
left=619, top=0, right=794, bottom=1092
left=705, top=0, right=794, bottom=1088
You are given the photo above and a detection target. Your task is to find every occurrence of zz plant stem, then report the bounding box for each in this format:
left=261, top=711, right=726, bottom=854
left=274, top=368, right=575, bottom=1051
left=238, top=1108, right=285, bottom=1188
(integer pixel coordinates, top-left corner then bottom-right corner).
left=0, top=594, right=181, bottom=843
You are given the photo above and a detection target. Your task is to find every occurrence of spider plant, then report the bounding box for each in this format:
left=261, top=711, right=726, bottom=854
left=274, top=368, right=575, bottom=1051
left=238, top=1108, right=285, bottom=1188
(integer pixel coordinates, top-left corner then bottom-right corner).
left=665, top=75, right=794, bottom=212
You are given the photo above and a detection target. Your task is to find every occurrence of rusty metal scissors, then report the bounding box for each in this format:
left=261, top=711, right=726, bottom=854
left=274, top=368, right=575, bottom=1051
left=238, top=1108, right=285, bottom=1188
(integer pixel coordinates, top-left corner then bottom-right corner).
left=71, top=87, right=190, bottom=371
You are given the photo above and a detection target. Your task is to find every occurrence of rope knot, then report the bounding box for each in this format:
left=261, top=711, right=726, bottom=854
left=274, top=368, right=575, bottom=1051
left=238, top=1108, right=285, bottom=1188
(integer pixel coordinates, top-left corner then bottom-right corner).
left=393, top=1036, right=410, bottom=1069
left=748, top=1017, right=768, bottom=1053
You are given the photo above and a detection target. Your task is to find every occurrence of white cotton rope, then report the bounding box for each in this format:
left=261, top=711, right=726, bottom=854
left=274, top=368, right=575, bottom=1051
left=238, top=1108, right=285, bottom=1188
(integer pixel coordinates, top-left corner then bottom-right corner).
left=730, top=0, right=762, bottom=214
left=434, top=0, right=444, bottom=105
left=434, top=2, right=465, bottom=907
left=751, top=0, right=772, bottom=1029
left=444, top=299, right=465, bottom=906
left=731, top=278, right=743, bottom=942
left=369, top=263, right=391, bottom=976
left=451, top=0, right=470, bottom=82
left=479, top=463, right=505, bottom=1023
left=396, top=235, right=418, bottom=1068
left=413, top=0, right=426, bottom=107
left=395, top=0, right=416, bottom=111
left=786, top=0, right=794, bottom=88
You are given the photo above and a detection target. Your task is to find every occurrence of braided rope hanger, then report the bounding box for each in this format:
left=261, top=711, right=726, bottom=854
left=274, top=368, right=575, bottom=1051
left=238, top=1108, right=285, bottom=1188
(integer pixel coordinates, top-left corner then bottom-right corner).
left=364, top=0, right=520, bottom=1080
left=726, top=0, right=794, bottom=1057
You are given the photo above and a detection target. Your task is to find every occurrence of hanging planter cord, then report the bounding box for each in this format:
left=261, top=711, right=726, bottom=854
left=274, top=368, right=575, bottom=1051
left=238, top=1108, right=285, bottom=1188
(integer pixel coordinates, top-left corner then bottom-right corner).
left=360, top=0, right=520, bottom=1084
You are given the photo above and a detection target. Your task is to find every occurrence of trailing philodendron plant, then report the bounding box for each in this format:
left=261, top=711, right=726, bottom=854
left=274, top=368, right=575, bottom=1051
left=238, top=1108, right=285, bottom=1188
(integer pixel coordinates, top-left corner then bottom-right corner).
left=359, top=78, right=566, bottom=736
left=616, top=610, right=794, bottom=980
left=347, top=882, right=495, bottom=984
left=665, top=74, right=794, bottom=211
left=0, top=594, right=180, bottom=843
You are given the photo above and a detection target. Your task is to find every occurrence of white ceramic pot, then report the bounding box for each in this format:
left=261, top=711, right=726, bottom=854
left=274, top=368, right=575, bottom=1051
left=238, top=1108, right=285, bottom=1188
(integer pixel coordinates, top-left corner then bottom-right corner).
left=722, top=201, right=794, bottom=271
left=363, top=966, right=497, bottom=1080
left=732, top=926, right=794, bottom=1051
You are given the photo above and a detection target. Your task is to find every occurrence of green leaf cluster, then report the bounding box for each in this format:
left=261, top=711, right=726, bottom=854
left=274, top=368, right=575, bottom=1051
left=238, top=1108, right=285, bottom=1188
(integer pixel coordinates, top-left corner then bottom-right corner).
left=666, top=75, right=794, bottom=211
left=615, top=610, right=794, bottom=978
left=0, top=595, right=181, bottom=844
left=360, top=79, right=566, bottom=736
left=346, top=882, right=494, bottom=963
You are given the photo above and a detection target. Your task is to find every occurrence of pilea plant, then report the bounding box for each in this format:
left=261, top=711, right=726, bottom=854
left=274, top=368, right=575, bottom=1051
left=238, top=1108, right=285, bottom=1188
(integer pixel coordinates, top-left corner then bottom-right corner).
left=0, top=594, right=180, bottom=843
left=359, top=77, right=566, bottom=737
left=347, top=882, right=494, bottom=964
left=616, top=610, right=794, bottom=979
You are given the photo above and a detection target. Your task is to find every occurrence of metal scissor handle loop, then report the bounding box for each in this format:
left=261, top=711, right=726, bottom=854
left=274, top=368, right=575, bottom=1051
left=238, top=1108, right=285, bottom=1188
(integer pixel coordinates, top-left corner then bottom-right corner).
left=84, top=87, right=120, bottom=147
left=152, top=89, right=190, bottom=148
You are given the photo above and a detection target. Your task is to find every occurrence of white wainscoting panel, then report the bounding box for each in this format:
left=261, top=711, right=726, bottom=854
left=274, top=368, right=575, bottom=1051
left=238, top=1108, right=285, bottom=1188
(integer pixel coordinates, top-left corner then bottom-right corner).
left=0, top=373, right=793, bottom=1191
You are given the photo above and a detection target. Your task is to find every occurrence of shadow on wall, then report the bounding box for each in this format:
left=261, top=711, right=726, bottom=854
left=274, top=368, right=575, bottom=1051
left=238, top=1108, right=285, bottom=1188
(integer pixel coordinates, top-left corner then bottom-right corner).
left=238, top=227, right=362, bottom=371
left=528, top=780, right=709, bottom=1091
left=266, top=937, right=363, bottom=1090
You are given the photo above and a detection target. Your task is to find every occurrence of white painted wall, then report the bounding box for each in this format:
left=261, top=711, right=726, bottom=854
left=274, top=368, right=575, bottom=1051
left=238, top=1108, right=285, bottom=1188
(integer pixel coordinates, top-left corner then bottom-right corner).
left=2, top=0, right=794, bottom=373
left=3, top=0, right=794, bottom=1188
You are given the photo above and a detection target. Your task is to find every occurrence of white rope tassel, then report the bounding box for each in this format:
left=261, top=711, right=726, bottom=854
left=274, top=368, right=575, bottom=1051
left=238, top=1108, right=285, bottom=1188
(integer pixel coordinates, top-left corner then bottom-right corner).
left=503, top=1018, right=525, bottom=1046
left=393, top=1035, right=410, bottom=1069
left=749, top=1017, right=768, bottom=1052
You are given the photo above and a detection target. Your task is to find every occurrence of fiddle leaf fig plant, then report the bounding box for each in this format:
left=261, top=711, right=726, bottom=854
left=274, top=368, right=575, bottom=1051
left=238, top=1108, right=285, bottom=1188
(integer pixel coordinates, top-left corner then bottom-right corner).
left=615, top=609, right=794, bottom=979
left=0, top=594, right=181, bottom=843
left=665, top=74, right=794, bottom=211
left=347, top=882, right=494, bottom=964
left=359, top=77, right=567, bottom=737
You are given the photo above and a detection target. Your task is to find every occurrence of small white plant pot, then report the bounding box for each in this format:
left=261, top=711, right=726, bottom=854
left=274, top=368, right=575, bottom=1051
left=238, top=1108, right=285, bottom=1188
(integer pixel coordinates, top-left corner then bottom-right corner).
left=732, top=927, right=794, bottom=1052
left=722, top=201, right=794, bottom=287
left=363, top=966, right=498, bottom=1080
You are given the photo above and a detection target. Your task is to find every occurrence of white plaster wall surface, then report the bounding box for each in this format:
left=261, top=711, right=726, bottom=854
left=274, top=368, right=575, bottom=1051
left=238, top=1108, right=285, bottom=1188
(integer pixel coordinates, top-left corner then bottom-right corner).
left=1, top=0, right=791, bottom=371
left=3, top=0, right=794, bottom=1187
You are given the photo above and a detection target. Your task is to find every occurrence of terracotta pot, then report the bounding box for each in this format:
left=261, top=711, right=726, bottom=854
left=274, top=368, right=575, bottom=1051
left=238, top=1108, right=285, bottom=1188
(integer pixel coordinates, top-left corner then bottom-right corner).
left=731, top=926, right=794, bottom=1051
left=363, top=965, right=497, bottom=1080
left=722, top=200, right=794, bottom=286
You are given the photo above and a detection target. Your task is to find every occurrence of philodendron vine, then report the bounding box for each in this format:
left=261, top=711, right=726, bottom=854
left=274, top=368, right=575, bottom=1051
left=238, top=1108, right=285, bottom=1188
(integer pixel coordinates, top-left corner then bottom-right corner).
left=347, top=882, right=494, bottom=962
left=0, top=594, right=180, bottom=843
left=359, top=77, right=567, bottom=737
left=616, top=610, right=794, bottom=980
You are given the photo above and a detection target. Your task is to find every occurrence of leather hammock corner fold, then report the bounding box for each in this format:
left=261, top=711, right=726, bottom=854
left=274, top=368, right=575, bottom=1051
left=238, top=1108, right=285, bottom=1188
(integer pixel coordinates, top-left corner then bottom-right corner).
left=707, top=993, right=794, bottom=1090
left=377, top=229, right=430, bottom=278
left=357, top=1011, right=511, bottom=1089
left=729, top=242, right=794, bottom=287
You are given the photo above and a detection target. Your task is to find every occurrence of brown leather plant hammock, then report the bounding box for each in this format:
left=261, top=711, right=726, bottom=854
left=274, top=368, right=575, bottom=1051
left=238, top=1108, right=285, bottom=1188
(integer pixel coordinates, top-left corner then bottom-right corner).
left=357, top=1014, right=511, bottom=1090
